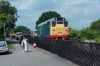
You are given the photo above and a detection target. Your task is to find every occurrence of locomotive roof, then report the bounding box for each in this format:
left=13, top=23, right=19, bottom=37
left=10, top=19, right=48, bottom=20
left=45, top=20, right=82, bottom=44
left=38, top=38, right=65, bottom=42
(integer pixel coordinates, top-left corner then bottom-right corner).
left=37, top=18, right=55, bottom=27
left=37, top=17, right=66, bottom=27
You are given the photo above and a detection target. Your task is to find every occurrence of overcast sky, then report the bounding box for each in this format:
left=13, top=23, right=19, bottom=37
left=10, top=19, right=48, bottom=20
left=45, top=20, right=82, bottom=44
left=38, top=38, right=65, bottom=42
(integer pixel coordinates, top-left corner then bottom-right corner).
left=9, top=0, right=100, bottom=30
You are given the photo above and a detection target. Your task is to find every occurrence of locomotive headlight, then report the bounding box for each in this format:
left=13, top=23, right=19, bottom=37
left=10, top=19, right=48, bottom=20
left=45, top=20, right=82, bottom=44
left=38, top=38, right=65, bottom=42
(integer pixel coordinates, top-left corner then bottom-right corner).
left=53, top=30, right=55, bottom=31
left=52, top=29, right=55, bottom=35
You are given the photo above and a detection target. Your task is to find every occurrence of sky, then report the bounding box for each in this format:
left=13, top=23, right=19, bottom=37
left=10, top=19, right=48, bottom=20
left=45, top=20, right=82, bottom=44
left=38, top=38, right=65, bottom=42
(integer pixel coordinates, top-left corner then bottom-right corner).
left=8, top=0, right=100, bottom=31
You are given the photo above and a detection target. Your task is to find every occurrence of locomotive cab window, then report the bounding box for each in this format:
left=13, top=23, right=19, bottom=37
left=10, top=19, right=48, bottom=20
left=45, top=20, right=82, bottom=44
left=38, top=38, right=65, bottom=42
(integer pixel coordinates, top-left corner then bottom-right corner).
left=56, top=17, right=65, bottom=20
left=64, top=22, right=68, bottom=27
left=47, top=22, right=51, bottom=27
left=34, top=31, right=37, bottom=33
left=52, top=22, right=56, bottom=27
left=37, top=26, right=40, bottom=30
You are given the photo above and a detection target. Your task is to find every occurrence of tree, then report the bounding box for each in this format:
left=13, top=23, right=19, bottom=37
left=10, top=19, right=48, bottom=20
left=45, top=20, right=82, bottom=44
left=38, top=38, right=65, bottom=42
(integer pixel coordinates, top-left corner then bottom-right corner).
left=0, top=0, right=19, bottom=40
left=78, top=29, right=98, bottom=42
left=15, top=25, right=30, bottom=33
left=69, top=27, right=79, bottom=39
left=0, top=0, right=19, bottom=28
left=36, top=11, right=61, bottom=29
left=89, top=19, right=100, bottom=31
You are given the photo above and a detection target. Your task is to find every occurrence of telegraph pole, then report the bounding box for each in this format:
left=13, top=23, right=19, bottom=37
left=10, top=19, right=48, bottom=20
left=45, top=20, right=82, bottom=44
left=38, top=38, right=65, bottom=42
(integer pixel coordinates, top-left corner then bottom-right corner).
left=4, top=22, right=6, bottom=40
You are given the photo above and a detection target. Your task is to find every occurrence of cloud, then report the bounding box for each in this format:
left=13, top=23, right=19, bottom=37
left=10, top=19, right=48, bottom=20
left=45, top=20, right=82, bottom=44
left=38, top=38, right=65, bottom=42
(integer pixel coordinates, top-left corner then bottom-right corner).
left=57, top=0, right=100, bottom=29
left=9, top=0, right=100, bottom=30
left=10, top=0, right=21, bottom=8
left=15, top=0, right=60, bottom=10
left=18, top=0, right=34, bottom=10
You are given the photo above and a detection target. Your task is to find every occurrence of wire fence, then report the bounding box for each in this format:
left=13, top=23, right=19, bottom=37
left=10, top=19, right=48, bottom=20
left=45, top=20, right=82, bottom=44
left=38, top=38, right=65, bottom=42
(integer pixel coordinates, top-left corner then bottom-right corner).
left=27, top=37, right=100, bottom=66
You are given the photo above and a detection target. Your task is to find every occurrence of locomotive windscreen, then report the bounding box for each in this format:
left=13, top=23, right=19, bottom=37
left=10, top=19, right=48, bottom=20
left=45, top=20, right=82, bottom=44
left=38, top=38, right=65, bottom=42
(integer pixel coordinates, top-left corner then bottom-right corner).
left=34, top=31, right=37, bottom=33
left=55, top=17, right=65, bottom=20
left=52, top=22, right=56, bottom=27
left=64, top=22, right=68, bottom=27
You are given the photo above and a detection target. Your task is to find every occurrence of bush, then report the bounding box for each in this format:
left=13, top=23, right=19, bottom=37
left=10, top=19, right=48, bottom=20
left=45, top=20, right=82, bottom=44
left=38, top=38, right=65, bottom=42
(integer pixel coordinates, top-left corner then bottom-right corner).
left=8, top=44, right=14, bottom=49
left=94, top=36, right=100, bottom=43
left=80, top=37, right=87, bottom=42
left=0, top=35, right=5, bottom=41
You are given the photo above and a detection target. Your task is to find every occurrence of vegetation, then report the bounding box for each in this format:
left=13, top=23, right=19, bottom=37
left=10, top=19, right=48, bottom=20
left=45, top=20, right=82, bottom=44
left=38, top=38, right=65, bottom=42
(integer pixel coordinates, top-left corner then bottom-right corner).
left=69, top=27, right=79, bottom=39
left=0, top=0, right=19, bottom=40
left=5, top=25, right=30, bottom=37
left=36, top=11, right=61, bottom=29
left=69, top=19, right=100, bottom=43
left=89, top=19, right=100, bottom=31
left=14, top=25, right=30, bottom=32
left=8, top=44, right=14, bottom=49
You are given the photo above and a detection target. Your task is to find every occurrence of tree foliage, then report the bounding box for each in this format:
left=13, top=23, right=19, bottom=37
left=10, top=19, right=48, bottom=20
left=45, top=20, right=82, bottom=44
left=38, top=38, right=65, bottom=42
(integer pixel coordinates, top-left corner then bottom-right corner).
left=89, top=19, right=100, bottom=31
left=78, top=29, right=98, bottom=39
left=69, top=27, right=79, bottom=39
left=0, top=0, right=19, bottom=28
left=15, top=25, right=30, bottom=33
left=69, top=27, right=99, bottom=42
left=36, top=11, right=61, bottom=29
left=0, top=0, right=19, bottom=40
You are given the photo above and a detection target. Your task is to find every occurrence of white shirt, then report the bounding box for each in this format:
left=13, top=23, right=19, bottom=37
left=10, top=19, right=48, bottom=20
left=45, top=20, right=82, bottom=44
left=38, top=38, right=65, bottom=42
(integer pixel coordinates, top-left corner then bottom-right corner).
left=33, top=43, right=36, bottom=46
left=22, top=40, right=28, bottom=50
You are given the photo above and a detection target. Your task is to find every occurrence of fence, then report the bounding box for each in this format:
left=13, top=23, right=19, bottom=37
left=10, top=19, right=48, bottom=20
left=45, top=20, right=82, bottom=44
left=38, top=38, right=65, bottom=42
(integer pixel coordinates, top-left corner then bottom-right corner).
left=27, top=37, right=100, bottom=66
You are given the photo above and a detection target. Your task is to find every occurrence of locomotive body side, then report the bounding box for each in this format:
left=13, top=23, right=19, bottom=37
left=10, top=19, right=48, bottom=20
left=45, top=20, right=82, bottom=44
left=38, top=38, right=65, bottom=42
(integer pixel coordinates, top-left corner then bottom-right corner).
left=37, top=21, right=50, bottom=38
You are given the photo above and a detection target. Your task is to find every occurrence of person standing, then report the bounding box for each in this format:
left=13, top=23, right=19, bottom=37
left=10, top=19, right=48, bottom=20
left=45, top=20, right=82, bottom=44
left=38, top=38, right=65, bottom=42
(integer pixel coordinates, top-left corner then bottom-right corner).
left=21, top=38, right=28, bottom=52
left=33, top=42, right=36, bottom=51
left=19, top=35, right=24, bottom=47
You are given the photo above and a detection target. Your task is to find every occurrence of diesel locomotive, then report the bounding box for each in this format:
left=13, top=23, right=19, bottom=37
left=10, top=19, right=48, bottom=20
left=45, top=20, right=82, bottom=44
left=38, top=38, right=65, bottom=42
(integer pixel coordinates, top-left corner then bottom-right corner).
left=37, top=17, right=69, bottom=39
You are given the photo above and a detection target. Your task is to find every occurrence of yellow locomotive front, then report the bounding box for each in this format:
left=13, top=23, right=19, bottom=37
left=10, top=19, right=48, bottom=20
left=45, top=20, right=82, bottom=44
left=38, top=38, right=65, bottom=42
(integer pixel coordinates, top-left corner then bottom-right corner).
left=33, top=31, right=37, bottom=37
left=48, top=17, right=68, bottom=39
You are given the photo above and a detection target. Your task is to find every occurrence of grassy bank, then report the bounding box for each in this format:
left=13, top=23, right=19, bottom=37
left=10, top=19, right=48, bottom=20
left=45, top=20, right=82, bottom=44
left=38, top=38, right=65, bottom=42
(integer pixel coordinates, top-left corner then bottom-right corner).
left=8, top=44, right=14, bottom=49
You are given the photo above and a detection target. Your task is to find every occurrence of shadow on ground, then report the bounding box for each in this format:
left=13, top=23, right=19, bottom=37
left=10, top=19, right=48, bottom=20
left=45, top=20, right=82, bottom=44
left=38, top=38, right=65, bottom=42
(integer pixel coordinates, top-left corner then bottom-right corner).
left=0, top=51, right=13, bottom=55
left=27, top=51, right=33, bottom=52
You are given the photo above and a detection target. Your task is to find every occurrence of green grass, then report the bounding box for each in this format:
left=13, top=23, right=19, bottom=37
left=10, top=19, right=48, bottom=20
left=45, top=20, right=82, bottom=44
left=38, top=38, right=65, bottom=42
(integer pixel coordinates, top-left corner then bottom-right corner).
left=8, top=44, right=14, bottom=49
